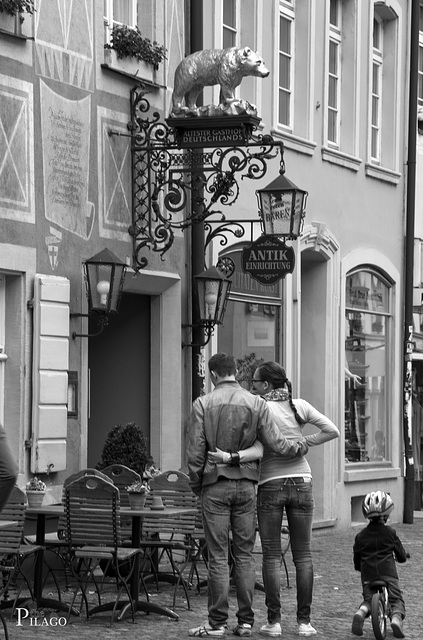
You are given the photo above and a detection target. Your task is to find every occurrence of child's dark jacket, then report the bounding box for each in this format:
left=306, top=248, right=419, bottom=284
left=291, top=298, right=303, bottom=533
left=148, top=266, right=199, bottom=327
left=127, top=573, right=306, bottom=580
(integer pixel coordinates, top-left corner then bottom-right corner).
left=353, top=521, right=407, bottom=581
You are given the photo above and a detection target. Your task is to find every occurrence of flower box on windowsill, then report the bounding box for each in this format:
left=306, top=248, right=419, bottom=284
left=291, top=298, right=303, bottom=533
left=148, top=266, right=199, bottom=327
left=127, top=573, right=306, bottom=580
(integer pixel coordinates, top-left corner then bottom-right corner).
left=103, top=48, right=155, bottom=83
left=0, top=10, right=32, bottom=38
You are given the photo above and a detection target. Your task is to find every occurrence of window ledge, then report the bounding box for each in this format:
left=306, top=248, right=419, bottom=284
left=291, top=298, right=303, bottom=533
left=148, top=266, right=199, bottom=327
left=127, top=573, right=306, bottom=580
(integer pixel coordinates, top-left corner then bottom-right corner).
left=0, top=26, right=28, bottom=40
left=344, top=465, right=401, bottom=483
left=270, top=128, right=316, bottom=156
left=102, top=49, right=163, bottom=89
left=365, top=163, right=401, bottom=185
left=322, top=147, right=361, bottom=172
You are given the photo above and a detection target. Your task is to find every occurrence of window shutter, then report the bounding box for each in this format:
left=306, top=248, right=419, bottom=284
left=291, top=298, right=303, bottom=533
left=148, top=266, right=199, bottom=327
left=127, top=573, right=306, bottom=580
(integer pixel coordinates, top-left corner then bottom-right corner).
left=31, top=275, right=70, bottom=473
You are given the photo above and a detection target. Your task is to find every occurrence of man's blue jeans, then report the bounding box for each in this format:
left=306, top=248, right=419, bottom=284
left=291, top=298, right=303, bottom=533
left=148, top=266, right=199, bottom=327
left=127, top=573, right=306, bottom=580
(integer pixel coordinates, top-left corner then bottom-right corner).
left=257, top=478, right=314, bottom=625
left=201, top=479, right=256, bottom=628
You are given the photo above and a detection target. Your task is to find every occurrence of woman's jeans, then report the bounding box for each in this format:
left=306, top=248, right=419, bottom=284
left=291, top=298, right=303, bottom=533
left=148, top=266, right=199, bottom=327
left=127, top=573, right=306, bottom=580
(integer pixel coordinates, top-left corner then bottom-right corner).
left=257, top=478, right=314, bottom=625
left=201, top=478, right=256, bottom=628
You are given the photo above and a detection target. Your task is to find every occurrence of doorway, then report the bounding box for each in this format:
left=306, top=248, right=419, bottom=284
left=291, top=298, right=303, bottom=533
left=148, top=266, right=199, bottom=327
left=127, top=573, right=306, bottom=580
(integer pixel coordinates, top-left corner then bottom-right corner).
left=87, top=292, right=151, bottom=467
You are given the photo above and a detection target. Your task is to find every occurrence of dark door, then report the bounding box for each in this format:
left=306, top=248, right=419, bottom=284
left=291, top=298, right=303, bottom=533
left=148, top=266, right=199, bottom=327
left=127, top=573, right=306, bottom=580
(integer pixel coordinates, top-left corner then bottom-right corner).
left=87, top=293, right=151, bottom=467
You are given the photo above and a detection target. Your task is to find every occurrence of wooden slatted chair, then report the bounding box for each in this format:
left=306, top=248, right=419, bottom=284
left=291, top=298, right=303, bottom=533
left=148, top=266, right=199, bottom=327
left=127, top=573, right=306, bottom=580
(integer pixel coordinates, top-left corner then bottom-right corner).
left=101, top=464, right=141, bottom=508
left=0, top=486, right=44, bottom=613
left=140, top=470, right=197, bottom=610
left=64, top=475, right=139, bottom=624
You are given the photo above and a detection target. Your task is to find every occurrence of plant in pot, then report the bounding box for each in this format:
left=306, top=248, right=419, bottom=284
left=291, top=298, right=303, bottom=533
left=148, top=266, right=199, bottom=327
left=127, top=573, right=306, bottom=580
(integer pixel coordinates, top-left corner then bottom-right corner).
left=0, top=0, right=35, bottom=18
left=25, top=476, right=46, bottom=508
left=96, top=421, right=154, bottom=477
left=126, top=479, right=150, bottom=510
left=104, top=24, right=167, bottom=71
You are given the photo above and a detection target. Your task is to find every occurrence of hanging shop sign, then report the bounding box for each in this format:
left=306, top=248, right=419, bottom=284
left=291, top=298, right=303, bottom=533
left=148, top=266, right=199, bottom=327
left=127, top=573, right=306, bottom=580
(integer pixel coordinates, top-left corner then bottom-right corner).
left=241, top=235, right=295, bottom=285
left=166, top=115, right=261, bottom=149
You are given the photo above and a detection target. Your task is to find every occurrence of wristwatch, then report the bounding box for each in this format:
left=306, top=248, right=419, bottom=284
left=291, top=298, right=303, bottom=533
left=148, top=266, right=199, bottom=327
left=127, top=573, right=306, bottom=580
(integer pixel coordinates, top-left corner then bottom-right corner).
left=229, top=452, right=240, bottom=466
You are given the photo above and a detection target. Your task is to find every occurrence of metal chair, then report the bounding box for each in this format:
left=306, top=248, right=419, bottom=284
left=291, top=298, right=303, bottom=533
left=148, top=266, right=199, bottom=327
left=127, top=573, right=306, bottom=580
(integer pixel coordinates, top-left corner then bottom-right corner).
left=140, top=470, right=197, bottom=609
left=0, top=486, right=44, bottom=617
left=63, top=475, right=140, bottom=624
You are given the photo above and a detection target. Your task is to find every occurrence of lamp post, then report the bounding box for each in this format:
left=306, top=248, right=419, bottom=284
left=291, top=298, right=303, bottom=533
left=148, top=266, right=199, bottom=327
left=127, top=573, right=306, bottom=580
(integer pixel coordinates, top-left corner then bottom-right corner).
left=256, top=173, right=308, bottom=239
left=71, top=248, right=127, bottom=339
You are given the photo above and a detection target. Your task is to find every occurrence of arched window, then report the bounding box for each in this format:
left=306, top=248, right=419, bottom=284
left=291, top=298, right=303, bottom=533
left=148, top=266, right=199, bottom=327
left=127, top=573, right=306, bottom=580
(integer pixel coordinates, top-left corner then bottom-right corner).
left=345, top=268, right=392, bottom=464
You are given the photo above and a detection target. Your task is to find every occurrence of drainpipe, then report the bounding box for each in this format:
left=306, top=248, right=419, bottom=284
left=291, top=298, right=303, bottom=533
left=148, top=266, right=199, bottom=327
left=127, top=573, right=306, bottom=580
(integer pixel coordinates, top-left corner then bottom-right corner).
left=189, top=0, right=205, bottom=401
left=403, top=0, right=419, bottom=524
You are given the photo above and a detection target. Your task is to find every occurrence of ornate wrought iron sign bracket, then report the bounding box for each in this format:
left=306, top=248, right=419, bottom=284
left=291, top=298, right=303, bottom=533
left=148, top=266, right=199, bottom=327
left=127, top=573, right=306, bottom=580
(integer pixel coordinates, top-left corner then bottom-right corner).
left=124, top=85, right=285, bottom=271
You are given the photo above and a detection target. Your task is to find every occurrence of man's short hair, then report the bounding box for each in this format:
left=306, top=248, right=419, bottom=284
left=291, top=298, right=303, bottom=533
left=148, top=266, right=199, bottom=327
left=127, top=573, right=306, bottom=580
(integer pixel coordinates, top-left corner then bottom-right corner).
left=208, top=353, right=237, bottom=377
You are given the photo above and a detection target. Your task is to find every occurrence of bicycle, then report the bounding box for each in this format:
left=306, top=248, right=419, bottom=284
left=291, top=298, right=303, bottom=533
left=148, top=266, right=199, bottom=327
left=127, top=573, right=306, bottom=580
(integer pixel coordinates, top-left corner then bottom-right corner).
left=369, top=579, right=390, bottom=640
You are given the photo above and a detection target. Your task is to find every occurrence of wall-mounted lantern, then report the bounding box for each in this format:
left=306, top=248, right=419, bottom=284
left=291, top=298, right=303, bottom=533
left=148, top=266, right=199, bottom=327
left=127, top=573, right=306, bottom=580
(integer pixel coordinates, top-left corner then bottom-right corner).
left=183, top=265, right=232, bottom=348
left=71, top=248, right=127, bottom=339
left=256, top=173, right=308, bottom=240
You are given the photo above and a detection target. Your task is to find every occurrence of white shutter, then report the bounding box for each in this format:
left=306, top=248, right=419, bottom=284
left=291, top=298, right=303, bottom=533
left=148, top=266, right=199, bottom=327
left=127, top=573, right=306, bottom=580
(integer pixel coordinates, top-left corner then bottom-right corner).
left=31, top=274, right=70, bottom=473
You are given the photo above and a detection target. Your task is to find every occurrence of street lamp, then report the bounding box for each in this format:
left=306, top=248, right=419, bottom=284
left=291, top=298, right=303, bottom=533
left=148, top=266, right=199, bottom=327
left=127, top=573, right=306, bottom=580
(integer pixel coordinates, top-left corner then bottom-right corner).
left=256, top=173, right=308, bottom=239
left=183, top=265, right=232, bottom=348
left=71, top=248, right=127, bottom=339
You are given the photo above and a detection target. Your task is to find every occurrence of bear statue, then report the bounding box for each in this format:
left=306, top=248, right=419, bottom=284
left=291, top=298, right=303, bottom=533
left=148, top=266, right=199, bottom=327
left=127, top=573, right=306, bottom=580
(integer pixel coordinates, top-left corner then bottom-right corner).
left=170, top=46, right=269, bottom=117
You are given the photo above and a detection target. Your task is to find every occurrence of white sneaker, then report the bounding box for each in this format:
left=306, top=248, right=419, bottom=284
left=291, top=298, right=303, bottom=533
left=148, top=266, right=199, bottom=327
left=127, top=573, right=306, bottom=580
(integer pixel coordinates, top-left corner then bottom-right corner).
left=298, top=623, right=317, bottom=636
left=259, top=622, right=282, bottom=637
left=189, top=621, right=226, bottom=637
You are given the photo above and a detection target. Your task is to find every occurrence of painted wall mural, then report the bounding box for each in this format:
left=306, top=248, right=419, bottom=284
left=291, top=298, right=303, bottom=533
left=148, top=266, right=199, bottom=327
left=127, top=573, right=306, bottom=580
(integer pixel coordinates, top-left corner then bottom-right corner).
left=0, top=75, right=35, bottom=223
left=97, top=108, right=132, bottom=241
left=34, top=0, right=94, bottom=92
left=41, top=81, right=94, bottom=240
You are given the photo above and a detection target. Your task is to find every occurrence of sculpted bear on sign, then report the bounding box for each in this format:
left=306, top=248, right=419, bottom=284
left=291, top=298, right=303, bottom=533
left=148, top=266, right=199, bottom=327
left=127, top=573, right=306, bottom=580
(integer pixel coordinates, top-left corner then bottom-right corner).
left=170, top=46, right=269, bottom=116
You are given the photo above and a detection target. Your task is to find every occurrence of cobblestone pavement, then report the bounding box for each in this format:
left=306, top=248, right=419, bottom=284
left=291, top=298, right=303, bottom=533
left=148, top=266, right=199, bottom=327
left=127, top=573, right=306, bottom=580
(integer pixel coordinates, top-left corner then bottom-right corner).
left=8, top=516, right=423, bottom=639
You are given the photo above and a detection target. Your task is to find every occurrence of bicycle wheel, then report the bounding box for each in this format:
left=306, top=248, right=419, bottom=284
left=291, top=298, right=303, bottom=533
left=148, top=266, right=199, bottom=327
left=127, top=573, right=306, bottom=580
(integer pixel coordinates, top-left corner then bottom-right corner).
left=371, top=590, right=387, bottom=640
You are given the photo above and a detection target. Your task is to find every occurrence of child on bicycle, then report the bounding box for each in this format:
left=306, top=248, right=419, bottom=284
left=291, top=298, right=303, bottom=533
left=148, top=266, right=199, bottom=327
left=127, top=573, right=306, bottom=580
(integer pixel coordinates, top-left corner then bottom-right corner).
left=352, top=491, right=408, bottom=638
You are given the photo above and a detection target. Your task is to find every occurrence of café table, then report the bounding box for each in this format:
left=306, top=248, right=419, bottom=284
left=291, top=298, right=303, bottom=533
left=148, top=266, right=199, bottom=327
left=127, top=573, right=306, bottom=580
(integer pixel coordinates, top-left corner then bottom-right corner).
left=116, top=505, right=197, bottom=621
left=26, top=503, right=197, bottom=621
left=25, top=503, right=74, bottom=614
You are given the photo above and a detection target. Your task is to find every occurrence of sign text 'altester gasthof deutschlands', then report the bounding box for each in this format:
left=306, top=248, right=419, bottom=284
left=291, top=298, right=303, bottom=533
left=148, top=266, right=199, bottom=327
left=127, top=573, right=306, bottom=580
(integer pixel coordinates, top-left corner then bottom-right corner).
left=242, top=235, right=295, bottom=285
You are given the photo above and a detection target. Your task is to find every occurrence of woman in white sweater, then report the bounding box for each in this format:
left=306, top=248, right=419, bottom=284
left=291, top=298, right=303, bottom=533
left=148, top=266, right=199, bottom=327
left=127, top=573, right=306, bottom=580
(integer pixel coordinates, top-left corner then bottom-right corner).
left=252, top=361, right=339, bottom=637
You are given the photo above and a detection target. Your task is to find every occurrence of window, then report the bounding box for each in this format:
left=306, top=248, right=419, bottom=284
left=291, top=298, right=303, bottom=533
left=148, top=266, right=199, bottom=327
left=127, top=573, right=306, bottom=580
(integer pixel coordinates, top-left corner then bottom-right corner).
left=420, top=5, right=423, bottom=107
left=223, top=0, right=237, bottom=48
left=328, top=0, right=341, bottom=145
left=371, top=17, right=383, bottom=161
left=365, top=3, right=401, bottom=181
left=104, top=0, right=137, bottom=43
left=279, top=12, right=293, bottom=127
left=345, top=269, right=392, bottom=464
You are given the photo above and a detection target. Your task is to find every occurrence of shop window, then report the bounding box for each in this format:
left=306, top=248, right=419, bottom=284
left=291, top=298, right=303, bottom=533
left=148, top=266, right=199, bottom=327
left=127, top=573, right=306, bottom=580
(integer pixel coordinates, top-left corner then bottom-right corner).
left=345, top=268, right=392, bottom=464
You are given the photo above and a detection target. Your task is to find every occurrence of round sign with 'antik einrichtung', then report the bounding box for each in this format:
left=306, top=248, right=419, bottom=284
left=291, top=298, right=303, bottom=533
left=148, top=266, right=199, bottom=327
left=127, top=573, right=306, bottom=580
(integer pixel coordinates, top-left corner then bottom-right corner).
left=241, top=235, right=295, bottom=285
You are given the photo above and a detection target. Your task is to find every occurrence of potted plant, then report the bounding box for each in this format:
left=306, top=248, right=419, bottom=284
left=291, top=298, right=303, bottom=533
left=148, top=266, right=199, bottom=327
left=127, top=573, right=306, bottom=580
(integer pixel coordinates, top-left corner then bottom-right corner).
left=25, top=476, right=46, bottom=508
left=96, top=421, right=154, bottom=477
left=0, top=0, right=35, bottom=17
left=104, top=24, right=167, bottom=80
left=126, top=479, right=150, bottom=510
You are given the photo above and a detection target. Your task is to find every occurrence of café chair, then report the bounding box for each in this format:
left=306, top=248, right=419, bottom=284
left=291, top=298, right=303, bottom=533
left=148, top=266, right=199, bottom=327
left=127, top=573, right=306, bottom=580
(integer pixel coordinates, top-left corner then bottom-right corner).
left=140, top=470, right=197, bottom=609
left=101, top=465, right=141, bottom=508
left=63, top=475, right=139, bottom=624
left=0, top=486, right=45, bottom=613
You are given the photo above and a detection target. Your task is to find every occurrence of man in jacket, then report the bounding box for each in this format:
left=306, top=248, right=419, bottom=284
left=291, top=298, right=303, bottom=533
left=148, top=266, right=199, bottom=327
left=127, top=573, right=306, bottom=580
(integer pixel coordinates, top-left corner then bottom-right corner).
left=187, top=353, right=308, bottom=638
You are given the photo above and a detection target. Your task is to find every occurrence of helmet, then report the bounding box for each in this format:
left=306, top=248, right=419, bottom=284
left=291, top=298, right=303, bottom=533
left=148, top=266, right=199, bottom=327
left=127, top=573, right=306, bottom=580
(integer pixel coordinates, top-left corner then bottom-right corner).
left=362, top=491, right=394, bottom=519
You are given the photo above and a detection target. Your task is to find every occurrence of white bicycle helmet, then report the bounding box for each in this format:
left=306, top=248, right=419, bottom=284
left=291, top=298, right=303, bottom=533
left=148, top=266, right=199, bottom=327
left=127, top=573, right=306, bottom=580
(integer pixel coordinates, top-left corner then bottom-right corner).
left=362, top=491, right=394, bottom=519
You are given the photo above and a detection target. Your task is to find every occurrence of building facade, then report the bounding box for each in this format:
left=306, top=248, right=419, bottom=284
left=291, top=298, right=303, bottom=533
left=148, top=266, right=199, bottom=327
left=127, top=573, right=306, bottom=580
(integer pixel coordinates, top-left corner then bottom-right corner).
left=0, top=0, right=416, bottom=528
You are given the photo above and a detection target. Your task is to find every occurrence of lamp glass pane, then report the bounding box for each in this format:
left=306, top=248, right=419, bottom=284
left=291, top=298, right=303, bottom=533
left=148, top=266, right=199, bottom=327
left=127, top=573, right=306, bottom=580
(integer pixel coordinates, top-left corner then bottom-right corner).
left=260, top=190, right=294, bottom=236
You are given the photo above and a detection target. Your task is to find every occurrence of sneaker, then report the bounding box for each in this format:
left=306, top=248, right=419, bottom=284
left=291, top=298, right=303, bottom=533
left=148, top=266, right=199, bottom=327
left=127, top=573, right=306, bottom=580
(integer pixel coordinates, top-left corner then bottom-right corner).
left=351, top=610, right=366, bottom=636
left=391, top=615, right=405, bottom=639
left=259, top=622, right=282, bottom=637
left=298, top=623, right=317, bottom=636
left=189, top=621, right=226, bottom=637
left=233, top=623, right=252, bottom=637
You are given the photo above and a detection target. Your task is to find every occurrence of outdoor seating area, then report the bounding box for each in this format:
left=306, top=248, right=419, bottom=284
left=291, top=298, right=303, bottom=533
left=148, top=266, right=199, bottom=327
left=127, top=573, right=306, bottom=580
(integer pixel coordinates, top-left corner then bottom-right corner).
left=0, top=466, right=205, bottom=628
